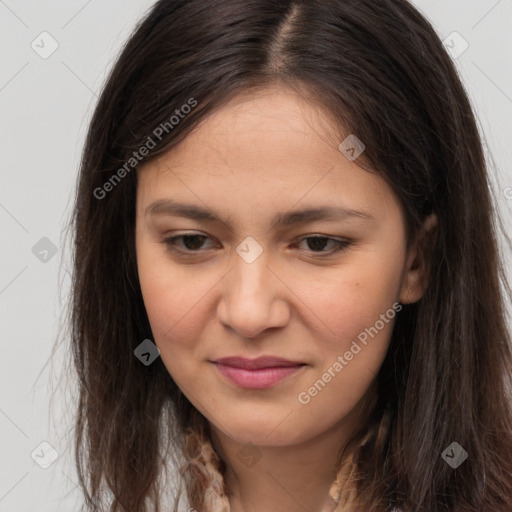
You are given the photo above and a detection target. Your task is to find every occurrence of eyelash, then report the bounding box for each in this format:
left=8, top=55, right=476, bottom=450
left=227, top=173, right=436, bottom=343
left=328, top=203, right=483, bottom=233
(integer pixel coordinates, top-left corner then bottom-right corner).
left=161, top=233, right=352, bottom=257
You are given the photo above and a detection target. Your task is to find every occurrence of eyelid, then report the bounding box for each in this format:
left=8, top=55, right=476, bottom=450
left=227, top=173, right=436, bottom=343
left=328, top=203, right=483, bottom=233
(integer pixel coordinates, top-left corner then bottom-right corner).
left=162, top=231, right=218, bottom=252
left=160, top=231, right=352, bottom=257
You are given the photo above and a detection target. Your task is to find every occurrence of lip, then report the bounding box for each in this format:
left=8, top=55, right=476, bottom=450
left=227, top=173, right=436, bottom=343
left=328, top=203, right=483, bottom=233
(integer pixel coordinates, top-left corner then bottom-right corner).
left=214, top=356, right=305, bottom=369
left=211, top=356, right=307, bottom=389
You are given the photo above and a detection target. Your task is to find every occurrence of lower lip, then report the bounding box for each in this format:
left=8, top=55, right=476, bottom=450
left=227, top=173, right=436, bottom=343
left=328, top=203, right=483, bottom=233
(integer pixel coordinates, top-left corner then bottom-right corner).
left=213, top=363, right=305, bottom=389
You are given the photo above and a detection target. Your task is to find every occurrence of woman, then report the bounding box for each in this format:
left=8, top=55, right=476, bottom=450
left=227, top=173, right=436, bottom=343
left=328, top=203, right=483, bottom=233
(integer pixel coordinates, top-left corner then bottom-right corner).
left=68, top=0, right=512, bottom=510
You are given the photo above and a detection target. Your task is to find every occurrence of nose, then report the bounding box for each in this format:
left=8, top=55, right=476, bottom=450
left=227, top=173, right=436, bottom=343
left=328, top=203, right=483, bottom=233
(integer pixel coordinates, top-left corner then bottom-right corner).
left=216, top=250, right=290, bottom=339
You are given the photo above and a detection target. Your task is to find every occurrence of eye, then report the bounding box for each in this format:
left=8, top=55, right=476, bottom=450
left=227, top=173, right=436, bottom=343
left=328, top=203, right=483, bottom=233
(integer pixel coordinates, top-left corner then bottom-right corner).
left=161, top=232, right=352, bottom=257
left=295, top=235, right=352, bottom=255
left=162, top=233, right=216, bottom=254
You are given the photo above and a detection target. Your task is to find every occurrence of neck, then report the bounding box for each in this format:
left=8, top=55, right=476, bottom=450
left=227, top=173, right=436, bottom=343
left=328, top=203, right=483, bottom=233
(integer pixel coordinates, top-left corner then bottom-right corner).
left=209, top=392, right=375, bottom=512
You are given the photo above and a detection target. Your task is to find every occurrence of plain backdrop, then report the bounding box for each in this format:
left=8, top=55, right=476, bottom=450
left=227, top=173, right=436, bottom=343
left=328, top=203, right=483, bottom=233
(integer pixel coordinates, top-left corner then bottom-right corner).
left=1, top=1, right=511, bottom=510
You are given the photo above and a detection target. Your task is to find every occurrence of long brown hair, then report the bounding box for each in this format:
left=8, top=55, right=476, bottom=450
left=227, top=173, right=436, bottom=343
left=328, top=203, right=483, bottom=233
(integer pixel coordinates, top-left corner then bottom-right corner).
left=66, top=0, right=512, bottom=510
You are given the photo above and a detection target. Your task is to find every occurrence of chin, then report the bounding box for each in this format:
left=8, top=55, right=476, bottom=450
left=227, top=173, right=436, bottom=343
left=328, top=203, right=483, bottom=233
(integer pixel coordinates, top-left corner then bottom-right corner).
left=211, top=415, right=308, bottom=447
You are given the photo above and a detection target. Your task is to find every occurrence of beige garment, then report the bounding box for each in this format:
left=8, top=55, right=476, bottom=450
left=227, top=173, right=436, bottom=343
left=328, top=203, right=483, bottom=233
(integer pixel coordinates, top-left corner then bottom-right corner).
left=182, top=428, right=357, bottom=512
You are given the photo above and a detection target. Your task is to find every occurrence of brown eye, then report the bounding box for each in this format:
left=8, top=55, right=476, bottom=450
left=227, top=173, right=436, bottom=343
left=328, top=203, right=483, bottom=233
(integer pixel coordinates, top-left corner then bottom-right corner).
left=162, top=233, right=216, bottom=254
left=296, top=236, right=352, bottom=255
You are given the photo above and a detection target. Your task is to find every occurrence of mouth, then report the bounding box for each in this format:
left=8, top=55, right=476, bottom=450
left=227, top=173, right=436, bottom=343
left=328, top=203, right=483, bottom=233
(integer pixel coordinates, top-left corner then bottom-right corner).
left=211, top=356, right=307, bottom=389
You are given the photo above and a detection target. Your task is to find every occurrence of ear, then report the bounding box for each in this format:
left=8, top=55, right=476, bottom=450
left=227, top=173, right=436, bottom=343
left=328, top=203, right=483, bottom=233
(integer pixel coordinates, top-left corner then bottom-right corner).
left=399, top=213, right=438, bottom=304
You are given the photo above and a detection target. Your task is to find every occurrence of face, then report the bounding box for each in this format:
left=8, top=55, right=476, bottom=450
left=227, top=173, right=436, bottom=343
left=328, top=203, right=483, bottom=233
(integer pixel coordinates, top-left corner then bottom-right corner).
left=135, top=84, right=427, bottom=447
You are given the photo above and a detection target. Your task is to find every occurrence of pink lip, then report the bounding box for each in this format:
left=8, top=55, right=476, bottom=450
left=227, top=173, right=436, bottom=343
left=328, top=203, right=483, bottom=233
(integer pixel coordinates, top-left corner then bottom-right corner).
left=212, top=356, right=306, bottom=389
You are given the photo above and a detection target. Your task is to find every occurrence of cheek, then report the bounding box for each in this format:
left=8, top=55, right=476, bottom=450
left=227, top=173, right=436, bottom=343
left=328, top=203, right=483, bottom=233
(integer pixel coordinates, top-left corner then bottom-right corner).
left=138, top=271, right=215, bottom=398
left=287, top=252, right=403, bottom=404
left=136, top=243, right=210, bottom=359
left=290, top=287, right=398, bottom=441
left=291, top=252, right=403, bottom=345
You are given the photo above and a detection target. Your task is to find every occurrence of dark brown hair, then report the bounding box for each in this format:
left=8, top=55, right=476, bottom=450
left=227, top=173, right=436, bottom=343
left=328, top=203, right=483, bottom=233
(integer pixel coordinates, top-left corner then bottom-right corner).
left=67, top=0, right=512, bottom=510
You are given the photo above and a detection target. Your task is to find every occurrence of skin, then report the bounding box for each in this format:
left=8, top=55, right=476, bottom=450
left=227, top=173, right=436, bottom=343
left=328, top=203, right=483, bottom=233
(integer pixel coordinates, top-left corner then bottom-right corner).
left=135, top=84, right=436, bottom=512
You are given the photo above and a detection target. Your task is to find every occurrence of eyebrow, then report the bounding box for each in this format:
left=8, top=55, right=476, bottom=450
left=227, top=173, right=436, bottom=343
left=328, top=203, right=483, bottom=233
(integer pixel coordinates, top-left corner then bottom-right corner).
left=145, top=199, right=375, bottom=231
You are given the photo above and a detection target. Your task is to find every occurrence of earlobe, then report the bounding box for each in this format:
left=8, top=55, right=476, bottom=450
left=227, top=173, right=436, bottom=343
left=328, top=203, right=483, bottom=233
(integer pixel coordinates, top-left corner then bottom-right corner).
left=399, top=213, right=438, bottom=305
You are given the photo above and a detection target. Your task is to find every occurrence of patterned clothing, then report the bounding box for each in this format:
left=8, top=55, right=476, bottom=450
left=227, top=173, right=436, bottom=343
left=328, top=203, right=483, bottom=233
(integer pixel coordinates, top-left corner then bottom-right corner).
left=181, top=428, right=400, bottom=512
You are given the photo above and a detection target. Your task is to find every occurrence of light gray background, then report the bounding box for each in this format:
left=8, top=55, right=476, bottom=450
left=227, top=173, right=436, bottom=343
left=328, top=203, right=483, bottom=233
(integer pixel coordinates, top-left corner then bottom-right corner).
left=1, top=1, right=511, bottom=510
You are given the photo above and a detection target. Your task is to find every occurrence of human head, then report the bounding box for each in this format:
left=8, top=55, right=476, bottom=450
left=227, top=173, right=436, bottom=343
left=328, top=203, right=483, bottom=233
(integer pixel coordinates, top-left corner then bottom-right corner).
left=70, top=1, right=512, bottom=510
left=134, top=81, right=435, bottom=448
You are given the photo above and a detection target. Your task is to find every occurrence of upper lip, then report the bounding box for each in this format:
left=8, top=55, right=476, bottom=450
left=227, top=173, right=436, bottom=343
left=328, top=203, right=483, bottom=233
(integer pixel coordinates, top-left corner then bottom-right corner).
left=213, top=356, right=306, bottom=370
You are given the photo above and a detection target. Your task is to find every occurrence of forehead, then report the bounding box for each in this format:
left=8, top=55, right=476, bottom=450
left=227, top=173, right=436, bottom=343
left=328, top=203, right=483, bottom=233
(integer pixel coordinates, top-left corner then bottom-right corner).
left=167, top=85, right=346, bottom=164
left=137, top=85, right=400, bottom=224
